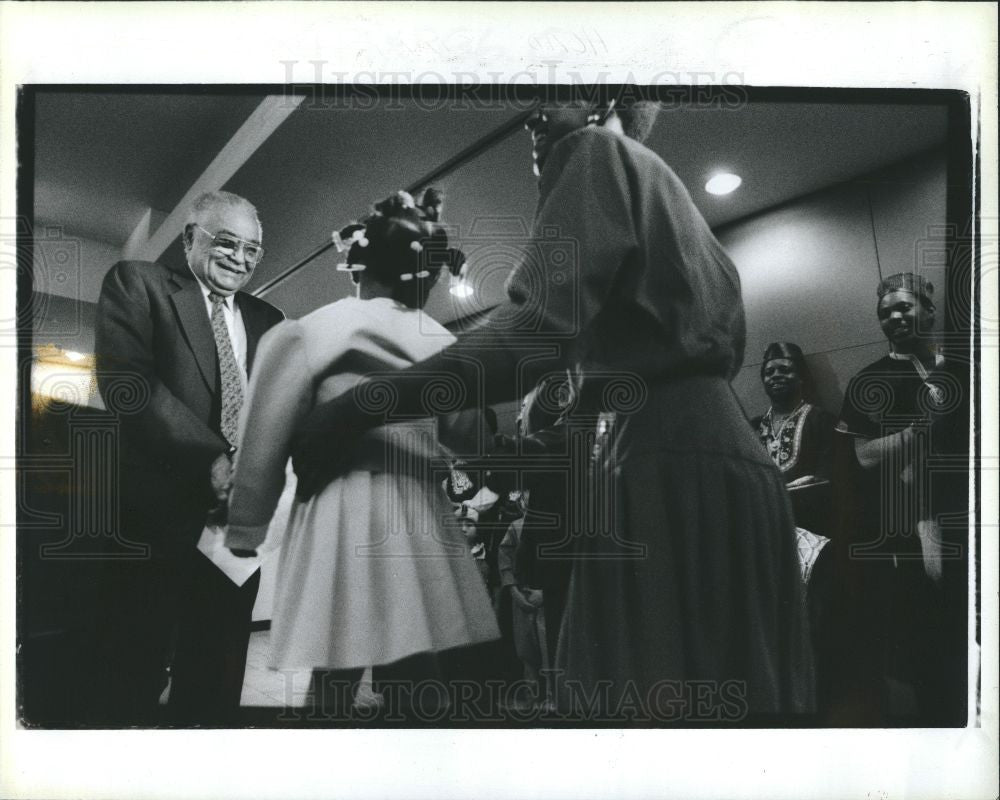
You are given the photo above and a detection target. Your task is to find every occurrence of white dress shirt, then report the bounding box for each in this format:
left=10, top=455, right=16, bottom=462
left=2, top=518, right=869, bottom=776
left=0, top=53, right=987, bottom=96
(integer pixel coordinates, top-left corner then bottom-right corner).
left=193, top=279, right=249, bottom=389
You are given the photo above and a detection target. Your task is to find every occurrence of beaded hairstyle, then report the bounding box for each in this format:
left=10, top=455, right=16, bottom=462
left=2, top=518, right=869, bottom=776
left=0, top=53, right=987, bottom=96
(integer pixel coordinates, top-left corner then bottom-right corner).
left=336, top=188, right=463, bottom=309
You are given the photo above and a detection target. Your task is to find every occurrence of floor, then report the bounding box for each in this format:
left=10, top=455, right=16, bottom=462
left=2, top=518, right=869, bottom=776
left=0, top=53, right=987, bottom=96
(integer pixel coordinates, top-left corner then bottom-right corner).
left=239, top=629, right=310, bottom=707
left=238, top=629, right=376, bottom=708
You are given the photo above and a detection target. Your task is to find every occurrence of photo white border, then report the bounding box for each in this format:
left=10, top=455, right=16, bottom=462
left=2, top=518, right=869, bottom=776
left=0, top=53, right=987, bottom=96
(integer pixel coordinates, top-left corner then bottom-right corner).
left=1, top=3, right=997, bottom=799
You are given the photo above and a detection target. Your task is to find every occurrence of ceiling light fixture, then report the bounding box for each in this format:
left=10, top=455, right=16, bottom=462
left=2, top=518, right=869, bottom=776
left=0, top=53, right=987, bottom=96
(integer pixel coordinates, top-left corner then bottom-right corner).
left=705, top=173, right=742, bottom=195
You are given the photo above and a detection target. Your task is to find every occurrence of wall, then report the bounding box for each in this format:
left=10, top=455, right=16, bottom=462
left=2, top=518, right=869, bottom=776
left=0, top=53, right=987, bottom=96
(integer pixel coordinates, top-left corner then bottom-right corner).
left=721, top=148, right=946, bottom=419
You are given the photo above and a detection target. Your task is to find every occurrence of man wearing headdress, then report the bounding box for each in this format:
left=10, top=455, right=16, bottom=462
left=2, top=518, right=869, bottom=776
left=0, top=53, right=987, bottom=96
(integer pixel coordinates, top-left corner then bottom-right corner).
left=837, top=272, right=968, bottom=725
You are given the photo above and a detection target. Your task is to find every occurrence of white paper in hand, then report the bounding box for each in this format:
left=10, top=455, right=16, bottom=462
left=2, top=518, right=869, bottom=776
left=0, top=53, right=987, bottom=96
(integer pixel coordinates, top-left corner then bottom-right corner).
left=208, top=460, right=299, bottom=585
left=197, top=524, right=262, bottom=586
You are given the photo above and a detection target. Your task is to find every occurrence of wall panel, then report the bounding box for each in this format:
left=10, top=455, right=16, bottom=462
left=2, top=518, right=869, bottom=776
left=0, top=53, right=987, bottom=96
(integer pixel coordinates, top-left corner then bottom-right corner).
left=721, top=149, right=946, bottom=417
left=867, top=152, right=948, bottom=316
left=719, top=182, right=883, bottom=364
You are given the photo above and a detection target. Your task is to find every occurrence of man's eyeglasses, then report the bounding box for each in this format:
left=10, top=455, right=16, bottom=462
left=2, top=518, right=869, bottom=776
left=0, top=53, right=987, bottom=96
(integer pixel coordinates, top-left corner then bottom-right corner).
left=193, top=224, right=264, bottom=265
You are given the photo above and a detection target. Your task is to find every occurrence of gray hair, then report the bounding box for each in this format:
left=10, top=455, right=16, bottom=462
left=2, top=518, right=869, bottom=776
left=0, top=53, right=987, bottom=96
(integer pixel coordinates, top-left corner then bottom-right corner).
left=184, top=190, right=261, bottom=240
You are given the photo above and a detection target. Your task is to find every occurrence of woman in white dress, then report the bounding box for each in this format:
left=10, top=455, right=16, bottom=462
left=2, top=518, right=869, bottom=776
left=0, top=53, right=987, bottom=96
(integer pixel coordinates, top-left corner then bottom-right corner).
left=226, top=191, right=499, bottom=715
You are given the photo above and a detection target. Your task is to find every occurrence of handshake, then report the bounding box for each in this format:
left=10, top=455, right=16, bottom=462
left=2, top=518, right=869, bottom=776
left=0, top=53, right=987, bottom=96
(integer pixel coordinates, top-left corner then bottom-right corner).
left=204, top=393, right=355, bottom=557
left=206, top=378, right=405, bottom=555
left=206, top=451, right=257, bottom=559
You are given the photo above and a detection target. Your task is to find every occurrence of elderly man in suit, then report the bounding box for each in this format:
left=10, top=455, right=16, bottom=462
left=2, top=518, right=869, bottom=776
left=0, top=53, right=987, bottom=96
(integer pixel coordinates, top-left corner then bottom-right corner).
left=92, top=190, right=284, bottom=725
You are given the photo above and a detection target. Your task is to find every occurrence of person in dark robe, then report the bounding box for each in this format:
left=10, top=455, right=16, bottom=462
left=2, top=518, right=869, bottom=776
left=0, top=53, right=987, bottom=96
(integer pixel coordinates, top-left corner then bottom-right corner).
left=291, top=90, right=815, bottom=723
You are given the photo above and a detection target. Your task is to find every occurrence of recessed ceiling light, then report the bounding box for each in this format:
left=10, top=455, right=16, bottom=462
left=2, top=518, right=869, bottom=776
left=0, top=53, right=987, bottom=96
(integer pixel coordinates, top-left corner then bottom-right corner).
left=705, top=173, right=742, bottom=195
left=64, top=350, right=87, bottom=361
left=449, top=281, right=474, bottom=298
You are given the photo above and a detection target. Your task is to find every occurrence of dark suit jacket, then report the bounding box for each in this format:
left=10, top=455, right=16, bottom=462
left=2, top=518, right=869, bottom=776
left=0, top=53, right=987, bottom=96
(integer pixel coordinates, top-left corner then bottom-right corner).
left=95, top=259, right=284, bottom=546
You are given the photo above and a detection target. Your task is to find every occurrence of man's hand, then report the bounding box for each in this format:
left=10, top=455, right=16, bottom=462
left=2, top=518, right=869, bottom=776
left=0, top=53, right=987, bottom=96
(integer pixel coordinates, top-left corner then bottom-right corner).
left=210, top=452, right=234, bottom=503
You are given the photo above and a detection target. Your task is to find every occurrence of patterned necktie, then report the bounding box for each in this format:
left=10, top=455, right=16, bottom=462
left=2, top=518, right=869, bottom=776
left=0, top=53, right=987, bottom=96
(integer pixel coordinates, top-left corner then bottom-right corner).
left=208, top=292, right=244, bottom=447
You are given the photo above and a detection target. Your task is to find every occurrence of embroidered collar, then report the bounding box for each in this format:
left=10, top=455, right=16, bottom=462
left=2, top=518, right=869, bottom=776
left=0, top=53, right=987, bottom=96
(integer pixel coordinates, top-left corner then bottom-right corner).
left=760, top=402, right=810, bottom=473
left=888, top=348, right=943, bottom=381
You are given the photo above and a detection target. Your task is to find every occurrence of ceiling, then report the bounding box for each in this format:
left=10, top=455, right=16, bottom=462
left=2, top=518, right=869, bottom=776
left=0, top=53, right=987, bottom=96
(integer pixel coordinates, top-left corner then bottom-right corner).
left=30, top=89, right=950, bottom=322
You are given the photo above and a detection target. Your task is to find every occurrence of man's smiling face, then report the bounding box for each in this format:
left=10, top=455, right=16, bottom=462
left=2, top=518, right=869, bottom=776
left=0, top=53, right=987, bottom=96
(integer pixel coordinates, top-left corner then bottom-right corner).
left=877, top=289, right=934, bottom=350
left=185, top=201, right=262, bottom=296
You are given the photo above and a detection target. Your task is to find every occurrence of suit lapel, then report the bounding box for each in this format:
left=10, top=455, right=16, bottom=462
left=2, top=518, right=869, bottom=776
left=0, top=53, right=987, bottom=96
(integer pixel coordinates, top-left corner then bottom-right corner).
left=169, top=271, right=217, bottom=394
left=239, top=293, right=266, bottom=377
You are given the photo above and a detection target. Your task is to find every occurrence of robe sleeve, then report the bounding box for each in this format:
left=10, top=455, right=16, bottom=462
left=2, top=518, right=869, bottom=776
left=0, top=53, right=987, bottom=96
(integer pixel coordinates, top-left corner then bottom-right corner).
left=227, top=320, right=313, bottom=549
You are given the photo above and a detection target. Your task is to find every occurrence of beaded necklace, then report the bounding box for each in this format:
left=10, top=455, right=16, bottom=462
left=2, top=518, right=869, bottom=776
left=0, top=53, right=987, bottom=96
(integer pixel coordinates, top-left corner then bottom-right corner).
left=765, top=400, right=806, bottom=462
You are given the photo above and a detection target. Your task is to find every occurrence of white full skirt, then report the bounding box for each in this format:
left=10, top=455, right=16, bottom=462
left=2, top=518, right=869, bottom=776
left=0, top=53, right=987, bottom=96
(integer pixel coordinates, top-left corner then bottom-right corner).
left=268, top=470, right=499, bottom=670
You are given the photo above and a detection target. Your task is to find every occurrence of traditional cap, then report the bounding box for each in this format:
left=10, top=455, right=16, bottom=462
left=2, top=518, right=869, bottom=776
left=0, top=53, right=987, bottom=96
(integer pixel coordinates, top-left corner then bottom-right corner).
left=760, top=341, right=808, bottom=380
left=877, top=272, right=935, bottom=308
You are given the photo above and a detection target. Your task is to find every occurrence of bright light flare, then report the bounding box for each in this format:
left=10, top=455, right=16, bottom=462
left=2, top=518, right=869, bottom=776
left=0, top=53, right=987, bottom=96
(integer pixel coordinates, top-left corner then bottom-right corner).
left=705, top=173, right=742, bottom=195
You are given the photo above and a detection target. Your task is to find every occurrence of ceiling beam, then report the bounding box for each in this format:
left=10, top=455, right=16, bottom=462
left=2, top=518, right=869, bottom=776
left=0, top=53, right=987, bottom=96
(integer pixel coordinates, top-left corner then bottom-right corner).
left=121, top=206, right=169, bottom=260
left=134, top=94, right=305, bottom=262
